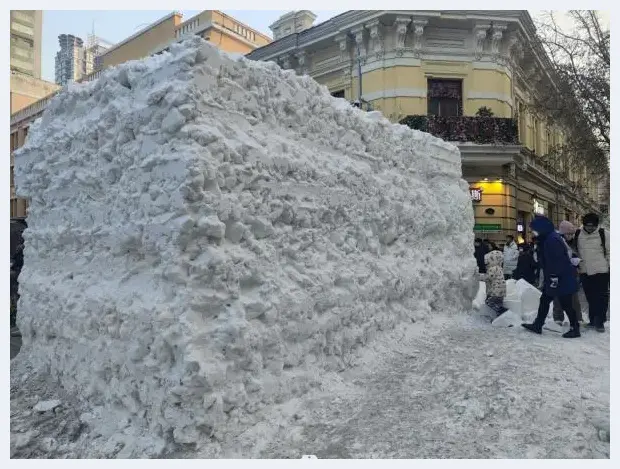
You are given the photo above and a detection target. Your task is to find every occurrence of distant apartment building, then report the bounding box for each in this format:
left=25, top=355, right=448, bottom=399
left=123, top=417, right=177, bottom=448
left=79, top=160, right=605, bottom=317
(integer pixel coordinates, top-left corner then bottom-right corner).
left=55, top=33, right=112, bottom=85
left=10, top=10, right=43, bottom=79
left=10, top=10, right=60, bottom=218
left=55, top=34, right=85, bottom=85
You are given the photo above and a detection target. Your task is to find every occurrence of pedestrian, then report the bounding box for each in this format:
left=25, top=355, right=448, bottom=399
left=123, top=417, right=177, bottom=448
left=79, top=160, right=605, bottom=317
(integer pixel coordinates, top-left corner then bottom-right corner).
left=474, top=238, right=488, bottom=274
left=484, top=250, right=508, bottom=317
left=552, top=221, right=584, bottom=326
left=512, top=243, right=538, bottom=286
left=503, top=235, right=519, bottom=280
left=522, top=215, right=581, bottom=338
left=574, top=213, right=609, bottom=332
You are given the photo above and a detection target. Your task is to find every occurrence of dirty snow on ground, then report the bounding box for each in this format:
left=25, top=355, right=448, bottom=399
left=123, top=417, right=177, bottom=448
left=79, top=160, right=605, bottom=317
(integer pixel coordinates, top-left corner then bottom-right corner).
left=11, top=311, right=610, bottom=458
left=12, top=36, right=478, bottom=457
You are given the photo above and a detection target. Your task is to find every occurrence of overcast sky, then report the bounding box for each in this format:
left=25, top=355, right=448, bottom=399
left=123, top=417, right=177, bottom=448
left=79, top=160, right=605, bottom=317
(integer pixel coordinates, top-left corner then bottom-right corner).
left=40, top=10, right=610, bottom=83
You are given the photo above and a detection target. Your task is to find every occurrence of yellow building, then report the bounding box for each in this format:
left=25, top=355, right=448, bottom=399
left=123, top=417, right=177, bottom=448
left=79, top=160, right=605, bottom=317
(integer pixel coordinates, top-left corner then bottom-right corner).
left=154, top=10, right=271, bottom=55
left=248, top=10, right=601, bottom=243
left=10, top=10, right=270, bottom=219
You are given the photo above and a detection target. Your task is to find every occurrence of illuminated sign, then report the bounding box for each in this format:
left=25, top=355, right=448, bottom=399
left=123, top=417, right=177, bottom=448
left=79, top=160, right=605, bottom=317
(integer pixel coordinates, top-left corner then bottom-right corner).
left=533, top=200, right=545, bottom=215
left=517, top=224, right=524, bottom=232
left=470, top=188, right=482, bottom=202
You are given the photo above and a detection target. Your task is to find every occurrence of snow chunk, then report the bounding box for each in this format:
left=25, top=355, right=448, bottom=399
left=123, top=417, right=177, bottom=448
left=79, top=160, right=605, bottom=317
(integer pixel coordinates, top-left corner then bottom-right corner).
left=33, top=400, right=62, bottom=413
left=13, top=37, right=477, bottom=456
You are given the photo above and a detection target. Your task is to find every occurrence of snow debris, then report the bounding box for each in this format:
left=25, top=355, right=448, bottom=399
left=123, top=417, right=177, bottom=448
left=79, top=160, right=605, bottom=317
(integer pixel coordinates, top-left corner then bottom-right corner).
left=33, top=400, right=62, bottom=413
left=13, top=37, right=477, bottom=457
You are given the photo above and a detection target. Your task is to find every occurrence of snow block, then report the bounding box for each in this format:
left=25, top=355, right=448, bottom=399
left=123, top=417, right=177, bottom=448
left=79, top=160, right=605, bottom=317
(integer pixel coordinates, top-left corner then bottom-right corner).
left=491, top=310, right=521, bottom=328
left=14, top=38, right=477, bottom=454
left=515, top=279, right=542, bottom=317
left=472, top=281, right=486, bottom=310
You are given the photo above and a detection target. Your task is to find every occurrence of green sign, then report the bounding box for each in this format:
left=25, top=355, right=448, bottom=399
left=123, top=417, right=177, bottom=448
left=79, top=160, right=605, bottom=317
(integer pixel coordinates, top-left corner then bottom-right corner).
left=474, top=224, right=502, bottom=232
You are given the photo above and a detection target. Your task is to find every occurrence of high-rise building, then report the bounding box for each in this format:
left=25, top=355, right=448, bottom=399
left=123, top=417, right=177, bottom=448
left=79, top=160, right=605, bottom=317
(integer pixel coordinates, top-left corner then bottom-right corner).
left=55, top=34, right=87, bottom=85
left=10, top=10, right=43, bottom=79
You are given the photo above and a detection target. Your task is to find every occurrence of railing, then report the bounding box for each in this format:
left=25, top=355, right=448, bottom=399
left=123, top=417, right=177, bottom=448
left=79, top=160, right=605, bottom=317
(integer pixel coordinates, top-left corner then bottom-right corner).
left=10, top=92, right=58, bottom=127
left=399, top=115, right=519, bottom=145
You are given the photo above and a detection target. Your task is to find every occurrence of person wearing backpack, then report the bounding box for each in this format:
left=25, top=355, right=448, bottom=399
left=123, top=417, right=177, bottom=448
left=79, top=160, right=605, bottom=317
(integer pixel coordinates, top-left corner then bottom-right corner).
left=552, top=221, right=583, bottom=325
left=574, top=213, right=610, bottom=332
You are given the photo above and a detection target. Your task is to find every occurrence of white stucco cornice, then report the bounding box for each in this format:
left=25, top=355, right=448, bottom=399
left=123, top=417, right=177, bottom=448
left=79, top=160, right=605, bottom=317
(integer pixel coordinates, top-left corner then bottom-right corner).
left=246, top=10, right=538, bottom=64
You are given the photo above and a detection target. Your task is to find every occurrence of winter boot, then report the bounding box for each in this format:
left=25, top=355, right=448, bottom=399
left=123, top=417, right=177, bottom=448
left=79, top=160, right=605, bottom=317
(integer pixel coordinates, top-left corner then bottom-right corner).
left=522, top=323, right=542, bottom=334
left=562, top=327, right=581, bottom=338
left=595, top=325, right=605, bottom=333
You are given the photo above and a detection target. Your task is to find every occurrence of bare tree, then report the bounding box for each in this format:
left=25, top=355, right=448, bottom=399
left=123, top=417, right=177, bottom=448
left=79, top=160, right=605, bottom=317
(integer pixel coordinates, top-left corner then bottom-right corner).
left=527, top=11, right=609, bottom=178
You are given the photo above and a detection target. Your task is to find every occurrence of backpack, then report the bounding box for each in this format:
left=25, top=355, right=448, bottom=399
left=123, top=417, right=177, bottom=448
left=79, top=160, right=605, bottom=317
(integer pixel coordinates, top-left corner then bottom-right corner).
left=574, top=228, right=607, bottom=258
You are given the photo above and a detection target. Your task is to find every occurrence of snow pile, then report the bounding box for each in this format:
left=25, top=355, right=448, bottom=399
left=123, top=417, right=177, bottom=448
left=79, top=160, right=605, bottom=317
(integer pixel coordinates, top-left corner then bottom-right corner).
left=14, top=37, right=477, bottom=456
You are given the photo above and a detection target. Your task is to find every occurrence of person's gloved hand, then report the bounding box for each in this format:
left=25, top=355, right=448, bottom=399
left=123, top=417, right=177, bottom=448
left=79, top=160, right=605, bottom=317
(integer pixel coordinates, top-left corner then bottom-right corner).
left=550, top=276, right=559, bottom=289
left=570, top=257, right=581, bottom=267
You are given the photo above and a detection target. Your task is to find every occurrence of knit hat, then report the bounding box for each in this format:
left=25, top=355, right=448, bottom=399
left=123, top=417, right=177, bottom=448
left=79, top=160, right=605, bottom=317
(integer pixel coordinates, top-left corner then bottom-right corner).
left=582, top=212, right=600, bottom=226
left=558, top=220, right=576, bottom=235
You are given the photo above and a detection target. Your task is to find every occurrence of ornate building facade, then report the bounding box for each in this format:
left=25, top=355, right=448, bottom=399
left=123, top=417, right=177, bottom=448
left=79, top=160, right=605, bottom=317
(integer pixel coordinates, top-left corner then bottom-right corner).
left=248, top=10, right=601, bottom=242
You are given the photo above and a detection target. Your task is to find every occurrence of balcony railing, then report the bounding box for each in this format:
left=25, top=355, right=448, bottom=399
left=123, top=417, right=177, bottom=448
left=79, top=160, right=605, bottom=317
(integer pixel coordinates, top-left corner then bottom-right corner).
left=399, top=115, right=519, bottom=145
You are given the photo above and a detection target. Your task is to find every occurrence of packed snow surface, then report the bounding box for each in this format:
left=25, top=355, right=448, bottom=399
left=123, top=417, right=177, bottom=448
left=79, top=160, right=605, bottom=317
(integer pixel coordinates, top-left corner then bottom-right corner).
left=13, top=37, right=477, bottom=456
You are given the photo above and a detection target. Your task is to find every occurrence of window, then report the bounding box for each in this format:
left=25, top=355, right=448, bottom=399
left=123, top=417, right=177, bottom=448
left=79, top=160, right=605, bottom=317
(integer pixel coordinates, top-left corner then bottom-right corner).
left=11, top=21, right=34, bottom=37
left=427, top=79, right=462, bottom=117
left=12, top=11, right=35, bottom=25
left=331, top=90, right=345, bottom=99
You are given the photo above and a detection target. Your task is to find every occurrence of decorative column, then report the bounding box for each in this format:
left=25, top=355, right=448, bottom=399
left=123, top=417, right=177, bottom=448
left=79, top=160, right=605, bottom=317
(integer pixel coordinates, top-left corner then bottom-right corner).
left=278, top=54, right=291, bottom=70
left=473, top=23, right=490, bottom=60
left=412, top=18, right=428, bottom=58
left=490, top=23, right=508, bottom=61
left=366, top=19, right=384, bottom=59
left=506, top=30, right=524, bottom=67
left=342, top=67, right=352, bottom=98
left=295, top=50, right=308, bottom=75
left=335, top=34, right=350, bottom=63
left=350, top=25, right=367, bottom=62
left=394, top=16, right=411, bottom=56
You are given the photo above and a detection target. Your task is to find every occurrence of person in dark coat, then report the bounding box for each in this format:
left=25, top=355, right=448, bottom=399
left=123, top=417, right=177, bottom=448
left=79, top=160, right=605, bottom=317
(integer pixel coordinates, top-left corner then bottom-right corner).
left=522, top=215, right=581, bottom=338
left=474, top=238, right=488, bottom=274
left=512, top=243, right=538, bottom=286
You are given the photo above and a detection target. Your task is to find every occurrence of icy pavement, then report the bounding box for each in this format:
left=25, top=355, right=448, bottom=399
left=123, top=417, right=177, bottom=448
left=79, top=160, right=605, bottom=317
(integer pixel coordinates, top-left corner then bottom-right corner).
left=10, top=312, right=609, bottom=459
left=256, top=313, right=610, bottom=459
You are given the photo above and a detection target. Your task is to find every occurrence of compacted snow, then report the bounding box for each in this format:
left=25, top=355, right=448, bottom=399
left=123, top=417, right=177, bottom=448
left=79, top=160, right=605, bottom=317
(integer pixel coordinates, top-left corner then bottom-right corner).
left=12, top=37, right=478, bottom=457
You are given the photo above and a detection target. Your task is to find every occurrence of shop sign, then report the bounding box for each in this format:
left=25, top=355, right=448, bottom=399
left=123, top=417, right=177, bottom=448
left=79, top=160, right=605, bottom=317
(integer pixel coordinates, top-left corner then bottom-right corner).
left=474, top=223, right=502, bottom=232
left=470, top=188, right=482, bottom=202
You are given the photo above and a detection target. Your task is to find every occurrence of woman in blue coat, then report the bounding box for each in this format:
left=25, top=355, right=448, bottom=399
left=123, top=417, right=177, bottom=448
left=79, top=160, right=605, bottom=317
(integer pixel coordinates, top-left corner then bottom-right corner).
left=522, top=215, right=581, bottom=338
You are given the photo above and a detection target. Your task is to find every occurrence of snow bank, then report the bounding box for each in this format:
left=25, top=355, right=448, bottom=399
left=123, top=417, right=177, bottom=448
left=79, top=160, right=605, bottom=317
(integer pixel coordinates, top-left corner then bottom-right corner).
left=14, top=37, right=477, bottom=456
